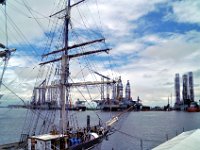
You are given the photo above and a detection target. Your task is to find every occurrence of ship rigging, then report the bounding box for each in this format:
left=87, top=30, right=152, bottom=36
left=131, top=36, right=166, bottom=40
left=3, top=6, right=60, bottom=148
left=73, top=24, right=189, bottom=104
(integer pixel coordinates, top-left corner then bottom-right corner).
left=0, top=0, right=16, bottom=100
left=0, top=0, right=132, bottom=149
left=14, top=0, right=122, bottom=149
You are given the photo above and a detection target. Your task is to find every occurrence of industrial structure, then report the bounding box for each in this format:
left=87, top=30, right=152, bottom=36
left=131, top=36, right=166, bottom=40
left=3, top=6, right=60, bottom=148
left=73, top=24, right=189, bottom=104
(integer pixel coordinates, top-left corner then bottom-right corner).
left=100, top=76, right=142, bottom=111
left=188, top=72, right=194, bottom=101
left=175, top=73, right=181, bottom=104
left=182, top=72, right=194, bottom=103
left=182, top=74, right=189, bottom=102
left=30, top=74, right=138, bottom=111
left=174, top=72, right=195, bottom=110
left=111, top=77, right=132, bottom=101
left=125, top=80, right=131, bottom=100
left=116, top=76, right=123, bottom=100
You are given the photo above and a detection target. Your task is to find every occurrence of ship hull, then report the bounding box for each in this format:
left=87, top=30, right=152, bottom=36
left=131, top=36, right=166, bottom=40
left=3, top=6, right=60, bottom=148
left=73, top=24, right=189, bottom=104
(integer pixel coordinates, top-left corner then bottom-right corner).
left=101, top=104, right=120, bottom=111
left=187, top=107, right=200, bottom=112
left=187, top=102, right=200, bottom=112
left=69, top=135, right=103, bottom=150
left=0, top=132, right=107, bottom=150
left=69, top=130, right=108, bottom=150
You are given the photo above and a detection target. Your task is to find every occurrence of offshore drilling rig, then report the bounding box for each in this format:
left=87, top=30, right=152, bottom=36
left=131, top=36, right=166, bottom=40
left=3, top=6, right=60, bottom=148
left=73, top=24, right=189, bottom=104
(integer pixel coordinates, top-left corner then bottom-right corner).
left=100, top=76, right=141, bottom=111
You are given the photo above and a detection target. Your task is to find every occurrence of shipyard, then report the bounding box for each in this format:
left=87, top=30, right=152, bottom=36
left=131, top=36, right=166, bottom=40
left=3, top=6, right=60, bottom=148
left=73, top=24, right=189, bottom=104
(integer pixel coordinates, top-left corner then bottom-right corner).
left=17, top=76, right=142, bottom=111
left=0, top=0, right=200, bottom=150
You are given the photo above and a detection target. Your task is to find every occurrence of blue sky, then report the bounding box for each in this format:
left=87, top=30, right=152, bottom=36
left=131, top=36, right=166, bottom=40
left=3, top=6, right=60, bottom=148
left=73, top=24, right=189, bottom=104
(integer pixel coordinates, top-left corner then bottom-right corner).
left=0, top=0, right=200, bottom=106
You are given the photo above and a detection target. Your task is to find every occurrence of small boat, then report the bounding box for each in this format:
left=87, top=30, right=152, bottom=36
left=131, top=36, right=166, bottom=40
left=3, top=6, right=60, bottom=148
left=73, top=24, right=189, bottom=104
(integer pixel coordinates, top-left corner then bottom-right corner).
left=187, top=102, right=200, bottom=112
left=74, top=99, right=86, bottom=111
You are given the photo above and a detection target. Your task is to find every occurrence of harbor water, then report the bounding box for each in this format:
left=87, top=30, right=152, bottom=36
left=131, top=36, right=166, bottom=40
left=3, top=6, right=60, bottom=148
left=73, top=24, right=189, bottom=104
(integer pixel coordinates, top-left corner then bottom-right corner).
left=1, top=108, right=200, bottom=150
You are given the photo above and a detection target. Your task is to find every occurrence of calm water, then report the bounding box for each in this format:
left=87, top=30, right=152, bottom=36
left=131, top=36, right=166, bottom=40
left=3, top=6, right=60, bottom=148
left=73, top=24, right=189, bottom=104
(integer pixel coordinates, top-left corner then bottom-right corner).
left=1, top=108, right=200, bottom=150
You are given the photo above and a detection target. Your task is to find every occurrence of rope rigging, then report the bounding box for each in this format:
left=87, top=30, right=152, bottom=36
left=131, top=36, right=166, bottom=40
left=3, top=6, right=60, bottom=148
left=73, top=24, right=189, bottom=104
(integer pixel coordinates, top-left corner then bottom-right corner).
left=0, top=1, right=122, bottom=147
left=2, top=82, right=59, bottom=126
left=17, top=0, right=70, bottom=139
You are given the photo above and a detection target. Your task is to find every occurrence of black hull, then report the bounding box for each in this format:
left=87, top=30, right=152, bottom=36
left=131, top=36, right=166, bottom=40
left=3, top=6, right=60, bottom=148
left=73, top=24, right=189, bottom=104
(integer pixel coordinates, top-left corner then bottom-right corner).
left=69, top=136, right=102, bottom=150
left=75, top=106, right=86, bottom=111
left=68, top=131, right=108, bottom=150
left=0, top=133, right=106, bottom=150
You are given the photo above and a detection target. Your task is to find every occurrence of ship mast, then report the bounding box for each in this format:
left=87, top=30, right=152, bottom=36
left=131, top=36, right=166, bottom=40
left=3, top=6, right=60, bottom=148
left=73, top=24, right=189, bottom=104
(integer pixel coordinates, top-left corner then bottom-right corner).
left=41, top=0, right=112, bottom=134
left=60, top=0, right=70, bottom=134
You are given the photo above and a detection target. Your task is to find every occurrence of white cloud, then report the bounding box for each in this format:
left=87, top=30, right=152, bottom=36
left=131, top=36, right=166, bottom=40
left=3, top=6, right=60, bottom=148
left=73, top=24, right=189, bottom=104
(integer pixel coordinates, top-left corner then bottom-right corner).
left=111, top=42, right=143, bottom=55
left=141, top=31, right=200, bottom=62
left=1, top=0, right=200, bottom=107
left=0, top=0, right=167, bottom=48
left=1, top=53, right=40, bottom=100
left=0, top=0, right=63, bottom=45
left=112, top=31, right=200, bottom=106
left=165, top=0, right=200, bottom=25
left=89, top=0, right=167, bottom=37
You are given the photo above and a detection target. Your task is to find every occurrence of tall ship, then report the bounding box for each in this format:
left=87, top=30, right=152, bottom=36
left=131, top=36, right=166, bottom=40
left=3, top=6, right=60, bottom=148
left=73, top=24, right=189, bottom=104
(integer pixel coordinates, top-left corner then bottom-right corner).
left=0, top=0, right=131, bottom=149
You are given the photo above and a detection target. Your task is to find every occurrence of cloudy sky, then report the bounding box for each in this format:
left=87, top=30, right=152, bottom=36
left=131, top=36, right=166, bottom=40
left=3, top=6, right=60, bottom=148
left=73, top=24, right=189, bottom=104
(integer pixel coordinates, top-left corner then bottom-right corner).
left=0, top=0, right=200, bottom=106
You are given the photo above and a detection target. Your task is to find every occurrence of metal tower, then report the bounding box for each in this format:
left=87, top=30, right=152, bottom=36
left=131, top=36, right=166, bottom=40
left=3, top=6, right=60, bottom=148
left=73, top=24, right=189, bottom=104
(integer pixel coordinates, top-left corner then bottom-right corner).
left=125, top=80, right=131, bottom=100
left=175, top=73, right=180, bottom=104
left=182, top=74, right=189, bottom=102
left=117, top=76, right=123, bottom=100
left=188, top=72, right=194, bottom=101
